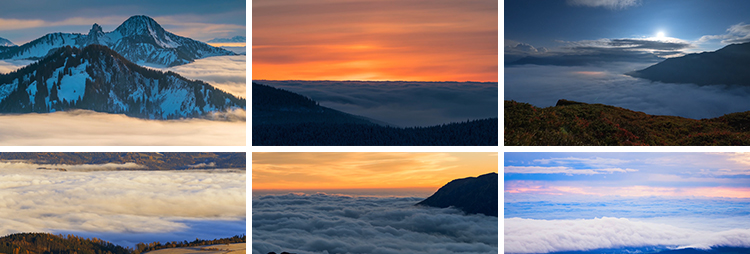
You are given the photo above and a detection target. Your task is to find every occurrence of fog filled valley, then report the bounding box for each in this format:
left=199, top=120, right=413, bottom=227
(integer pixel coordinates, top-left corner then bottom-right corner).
left=252, top=193, right=498, bottom=254
left=0, top=163, right=246, bottom=249
left=505, top=62, right=750, bottom=120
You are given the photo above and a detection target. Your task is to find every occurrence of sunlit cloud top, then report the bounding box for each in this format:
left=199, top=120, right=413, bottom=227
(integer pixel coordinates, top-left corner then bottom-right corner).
left=0, top=0, right=245, bottom=44
left=505, top=153, right=750, bottom=199
left=253, top=153, right=498, bottom=190
left=252, top=0, right=498, bottom=82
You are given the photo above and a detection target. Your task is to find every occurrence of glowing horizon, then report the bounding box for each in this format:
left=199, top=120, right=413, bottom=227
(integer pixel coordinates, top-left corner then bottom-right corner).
left=505, top=153, right=750, bottom=199
left=253, top=152, right=498, bottom=191
left=252, top=0, right=498, bottom=82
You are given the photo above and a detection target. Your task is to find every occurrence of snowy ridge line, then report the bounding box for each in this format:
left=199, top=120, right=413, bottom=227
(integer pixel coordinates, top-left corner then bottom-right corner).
left=0, top=45, right=245, bottom=120
left=0, top=15, right=235, bottom=67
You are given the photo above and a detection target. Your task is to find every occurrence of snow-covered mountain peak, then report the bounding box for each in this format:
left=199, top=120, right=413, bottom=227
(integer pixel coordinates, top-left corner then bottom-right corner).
left=0, top=44, right=245, bottom=119
left=116, top=15, right=166, bottom=37
left=0, top=37, right=14, bottom=47
left=0, top=15, right=235, bottom=67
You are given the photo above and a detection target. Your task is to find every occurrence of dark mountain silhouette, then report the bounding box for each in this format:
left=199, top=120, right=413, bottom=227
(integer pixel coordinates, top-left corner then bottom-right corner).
left=253, top=82, right=383, bottom=125
left=628, top=42, right=750, bottom=86
left=0, top=45, right=244, bottom=119
left=416, top=172, right=498, bottom=217
left=0, top=15, right=235, bottom=67
left=253, top=82, right=498, bottom=146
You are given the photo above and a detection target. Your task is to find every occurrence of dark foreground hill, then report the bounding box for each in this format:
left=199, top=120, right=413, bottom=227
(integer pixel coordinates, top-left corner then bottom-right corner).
left=628, top=41, right=750, bottom=86
left=505, top=100, right=750, bottom=146
left=253, top=82, right=498, bottom=146
left=0, top=45, right=244, bottom=119
left=416, top=172, right=498, bottom=217
left=0, top=152, right=245, bottom=170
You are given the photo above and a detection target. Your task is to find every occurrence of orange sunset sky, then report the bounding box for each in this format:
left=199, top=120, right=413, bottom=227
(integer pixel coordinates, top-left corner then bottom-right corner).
left=252, top=152, right=498, bottom=190
left=252, top=0, right=498, bottom=82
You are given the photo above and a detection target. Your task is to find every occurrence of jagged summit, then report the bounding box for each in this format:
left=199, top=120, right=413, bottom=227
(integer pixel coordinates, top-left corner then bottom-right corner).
left=0, top=45, right=245, bottom=119
left=416, top=172, right=498, bottom=217
left=89, top=23, right=104, bottom=35
left=0, top=15, right=235, bottom=67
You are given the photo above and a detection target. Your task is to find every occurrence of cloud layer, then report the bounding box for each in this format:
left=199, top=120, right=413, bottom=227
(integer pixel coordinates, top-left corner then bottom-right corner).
left=252, top=193, right=497, bottom=254
left=0, top=167, right=245, bottom=246
left=0, top=110, right=245, bottom=145
left=505, top=217, right=750, bottom=253
left=255, top=80, right=497, bottom=127
left=505, top=63, right=750, bottom=120
left=165, top=55, right=246, bottom=98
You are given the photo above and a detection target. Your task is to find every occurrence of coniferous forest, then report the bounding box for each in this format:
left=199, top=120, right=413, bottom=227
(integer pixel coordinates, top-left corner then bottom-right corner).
left=0, top=233, right=245, bottom=254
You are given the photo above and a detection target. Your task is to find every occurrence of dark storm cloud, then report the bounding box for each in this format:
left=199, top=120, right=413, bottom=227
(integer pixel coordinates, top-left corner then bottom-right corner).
left=255, top=80, right=497, bottom=127
left=252, top=193, right=498, bottom=254
left=505, top=63, right=750, bottom=120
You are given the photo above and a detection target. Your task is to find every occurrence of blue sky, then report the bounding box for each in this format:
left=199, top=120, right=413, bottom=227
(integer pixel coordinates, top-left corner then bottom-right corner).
left=505, top=153, right=750, bottom=197
left=0, top=0, right=245, bottom=44
left=505, top=153, right=750, bottom=253
left=506, top=0, right=750, bottom=62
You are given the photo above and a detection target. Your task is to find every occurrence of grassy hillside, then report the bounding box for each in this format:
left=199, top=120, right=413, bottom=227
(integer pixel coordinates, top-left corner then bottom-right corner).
left=505, top=100, right=750, bottom=146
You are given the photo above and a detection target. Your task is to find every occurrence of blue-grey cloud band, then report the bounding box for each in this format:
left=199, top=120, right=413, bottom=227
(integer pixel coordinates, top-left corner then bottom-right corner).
left=505, top=63, right=750, bottom=119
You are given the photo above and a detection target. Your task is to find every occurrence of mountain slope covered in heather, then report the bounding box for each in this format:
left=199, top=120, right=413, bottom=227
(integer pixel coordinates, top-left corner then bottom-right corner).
left=416, top=172, right=498, bottom=217
left=0, top=15, right=235, bottom=67
left=0, top=45, right=244, bottom=119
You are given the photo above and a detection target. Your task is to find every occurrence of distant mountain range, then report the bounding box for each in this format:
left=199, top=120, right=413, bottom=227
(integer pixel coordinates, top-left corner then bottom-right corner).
left=0, top=37, right=13, bottom=47
left=0, top=152, right=245, bottom=170
left=628, top=41, right=750, bottom=86
left=208, top=36, right=246, bottom=43
left=416, top=172, right=498, bottom=217
left=0, top=15, right=235, bottom=67
left=0, top=45, right=244, bottom=119
left=253, top=82, right=498, bottom=146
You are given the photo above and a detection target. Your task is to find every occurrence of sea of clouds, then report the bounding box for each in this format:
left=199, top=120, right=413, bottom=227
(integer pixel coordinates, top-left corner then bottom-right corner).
left=0, top=167, right=246, bottom=247
left=505, top=194, right=750, bottom=253
left=0, top=56, right=246, bottom=145
left=255, top=80, right=498, bottom=127
left=252, top=193, right=498, bottom=254
left=505, top=63, right=750, bottom=119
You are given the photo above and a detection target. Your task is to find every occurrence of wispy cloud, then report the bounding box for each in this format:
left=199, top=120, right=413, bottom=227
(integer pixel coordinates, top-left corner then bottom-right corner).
left=505, top=166, right=637, bottom=175
left=566, top=0, right=641, bottom=10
